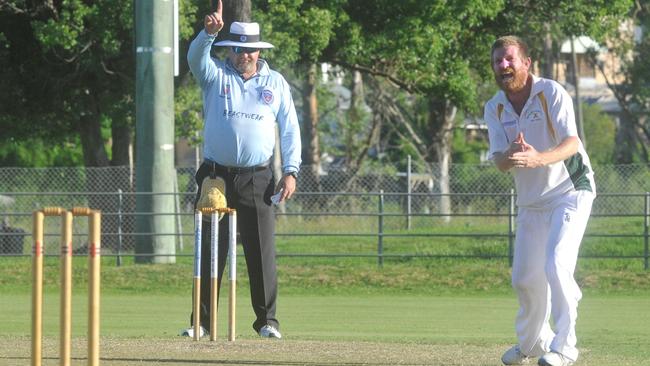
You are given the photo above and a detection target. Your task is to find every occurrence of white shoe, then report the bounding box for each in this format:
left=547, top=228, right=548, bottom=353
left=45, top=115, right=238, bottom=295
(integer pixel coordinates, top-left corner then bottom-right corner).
left=180, top=326, right=208, bottom=338
left=258, top=324, right=282, bottom=339
left=538, top=352, right=574, bottom=366
left=502, top=345, right=533, bottom=365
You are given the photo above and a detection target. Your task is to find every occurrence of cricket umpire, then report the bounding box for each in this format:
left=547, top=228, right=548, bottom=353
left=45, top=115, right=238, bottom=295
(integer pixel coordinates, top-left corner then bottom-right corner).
left=184, top=0, right=301, bottom=339
left=485, top=36, right=595, bottom=366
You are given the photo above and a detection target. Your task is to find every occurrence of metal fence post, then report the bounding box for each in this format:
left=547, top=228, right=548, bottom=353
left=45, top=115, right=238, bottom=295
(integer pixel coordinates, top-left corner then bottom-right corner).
left=117, top=189, right=123, bottom=267
left=407, top=155, right=412, bottom=230
left=643, top=192, right=650, bottom=270
left=174, top=173, right=184, bottom=252
left=508, top=188, right=515, bottom=267
left=378, top=190, right=384, bottom=268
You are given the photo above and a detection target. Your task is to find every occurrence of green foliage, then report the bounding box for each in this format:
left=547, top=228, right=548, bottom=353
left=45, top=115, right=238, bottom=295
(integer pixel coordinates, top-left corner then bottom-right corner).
left=606, top=1, right=650, bottom=162
left=450, top=164, right=514, bottom=194
left=341, top=0, right=503, bottom=108
left=592, top=164, right=650, bottom=193
left=493, top=0, right=632, bottom=48
left=179, top=1, right=200, bottom=40
left=32, top=0, right=93, bottom=51
left=0, top=0, right=640, bottom=169
left=314, top=82, right=345, bottom=156
left=298, top=7, right=335, bottom=62
left=0, top=138, right=83, bottom=167
left=174, top=78, right=204, bottom=144
left=253, top=0, right=342, bottom=68
left=583, top=102, right=616, bottom=164
left=554, top=0, right=633, bottom=38
left=451, top=127, right=489, bottom=164
left=0, top=0, right=198, bottom=167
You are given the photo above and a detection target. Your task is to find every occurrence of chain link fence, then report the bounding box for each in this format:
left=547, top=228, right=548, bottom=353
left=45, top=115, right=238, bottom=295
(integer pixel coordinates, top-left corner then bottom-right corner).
left=1, top=163, right=649, bottom=265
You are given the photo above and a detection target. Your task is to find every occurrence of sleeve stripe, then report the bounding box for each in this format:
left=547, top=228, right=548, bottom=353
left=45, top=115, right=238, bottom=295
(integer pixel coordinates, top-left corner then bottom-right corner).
left=537, top=92, right=557, bottom=142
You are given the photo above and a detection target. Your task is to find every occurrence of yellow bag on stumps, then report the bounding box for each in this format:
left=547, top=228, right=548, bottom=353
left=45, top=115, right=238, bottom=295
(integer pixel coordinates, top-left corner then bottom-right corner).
left=196, top=177, right=227, bottom=221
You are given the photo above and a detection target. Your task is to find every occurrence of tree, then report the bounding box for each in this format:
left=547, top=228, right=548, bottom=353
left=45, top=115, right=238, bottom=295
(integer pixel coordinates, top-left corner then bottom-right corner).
left=0, top=1, right=142, bottom=252
left=582, top=103, right=617, bottom=164
left=0, top=0, right=201, bottom=256
left=1, top=0, right=130, bottom=166
left=0, top=137, right=83, bottom=167
left=491, top=0, right=632, bottom=149
left=328, top=0, right=502, bottom=217
left=589, top=0, right=650, bottom=163
left=252, top=0, right=346, bottom=191
left=0, top=0, right=202, bottom=168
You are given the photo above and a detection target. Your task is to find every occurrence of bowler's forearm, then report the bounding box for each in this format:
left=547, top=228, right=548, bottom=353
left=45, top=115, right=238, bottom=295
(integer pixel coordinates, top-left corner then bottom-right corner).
left=538, top=136, right=579, bottom=166
left=494, top=152, right=514, bottom=172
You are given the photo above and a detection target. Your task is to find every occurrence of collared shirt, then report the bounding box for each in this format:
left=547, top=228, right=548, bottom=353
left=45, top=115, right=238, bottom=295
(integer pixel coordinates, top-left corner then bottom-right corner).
left=188, top=30, right=301, bottom=174
left=484, top=75, right=595, bottom=208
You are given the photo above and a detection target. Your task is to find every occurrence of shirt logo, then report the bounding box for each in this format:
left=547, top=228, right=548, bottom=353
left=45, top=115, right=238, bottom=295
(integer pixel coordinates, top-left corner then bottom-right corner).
left=261, top=88, right=274, bottom=104
left=564, top=212, right=571, bottom=222
left=526, top=109, right=543, bottom=123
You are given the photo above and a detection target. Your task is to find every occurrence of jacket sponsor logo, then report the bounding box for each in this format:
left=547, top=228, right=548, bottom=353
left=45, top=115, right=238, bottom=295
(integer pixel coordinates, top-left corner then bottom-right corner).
left=223, top=110, right=264, bottom=121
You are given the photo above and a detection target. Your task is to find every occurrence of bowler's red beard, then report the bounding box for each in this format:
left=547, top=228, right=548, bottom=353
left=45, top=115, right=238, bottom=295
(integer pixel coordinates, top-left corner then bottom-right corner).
left=495, top=67, right=528, bottom=93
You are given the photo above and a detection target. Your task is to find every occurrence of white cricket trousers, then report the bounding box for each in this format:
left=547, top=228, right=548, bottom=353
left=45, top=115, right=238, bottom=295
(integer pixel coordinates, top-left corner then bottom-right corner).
left=512, top=190, right=594, bottom=362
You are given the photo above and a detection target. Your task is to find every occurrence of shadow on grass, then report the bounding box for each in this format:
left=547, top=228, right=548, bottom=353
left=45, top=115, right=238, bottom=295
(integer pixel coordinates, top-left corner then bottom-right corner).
left=101, top=358, right=423, bottom=365
left=2, top=356, right=434, bottom=366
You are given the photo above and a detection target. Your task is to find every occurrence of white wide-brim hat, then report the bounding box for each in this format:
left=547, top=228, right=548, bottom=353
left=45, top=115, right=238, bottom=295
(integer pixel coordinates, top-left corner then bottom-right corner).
left=213, top=22, right=274, bottom=49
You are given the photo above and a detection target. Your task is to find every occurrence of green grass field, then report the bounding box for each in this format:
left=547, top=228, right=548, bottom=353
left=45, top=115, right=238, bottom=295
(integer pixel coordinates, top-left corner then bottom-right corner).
left=1, top=255, right=650, bottom=365
left=1, top=292, right=649, bottom=365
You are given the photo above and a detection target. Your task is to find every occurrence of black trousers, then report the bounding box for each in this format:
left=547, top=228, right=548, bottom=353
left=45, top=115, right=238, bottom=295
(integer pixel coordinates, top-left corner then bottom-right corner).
left=192, top=160, right=279, bottom=332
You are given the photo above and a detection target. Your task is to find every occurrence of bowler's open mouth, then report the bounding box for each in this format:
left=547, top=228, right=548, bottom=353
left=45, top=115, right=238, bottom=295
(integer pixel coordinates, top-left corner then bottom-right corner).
left=501, top=68, right=515, bottom=81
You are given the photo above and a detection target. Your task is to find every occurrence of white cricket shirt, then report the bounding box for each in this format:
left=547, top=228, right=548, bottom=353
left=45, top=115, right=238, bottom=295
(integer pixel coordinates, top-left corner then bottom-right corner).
left=484, top=75, right=595, bottom=208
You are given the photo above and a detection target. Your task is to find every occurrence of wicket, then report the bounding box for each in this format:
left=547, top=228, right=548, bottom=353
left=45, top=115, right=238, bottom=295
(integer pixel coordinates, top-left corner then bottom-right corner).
left=32, top=207, right=101, bottom=366
left=193, top=207, right=237, bottom=342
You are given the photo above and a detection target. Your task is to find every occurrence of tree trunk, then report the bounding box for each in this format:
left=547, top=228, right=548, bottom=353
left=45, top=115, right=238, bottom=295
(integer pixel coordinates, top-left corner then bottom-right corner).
left=301, top=62, right=321, bottom=189
left=569, top=36, right=586, bottom=146
left=217, top=0, right=251, bottom=39
left=347, top=70, right=376, bottom=170
left=77, top=112, right=134, bottom=254
left=614, top=111, right=638, bottom=164
left=427, top=97, right=456, bottom=223
left=78, top=114, right=110, bottom=167
left=110, top=121, right=136, bottom=255
left=542, top=23, right=554, bottom=79
left=111, top=122, right=132, bottom=166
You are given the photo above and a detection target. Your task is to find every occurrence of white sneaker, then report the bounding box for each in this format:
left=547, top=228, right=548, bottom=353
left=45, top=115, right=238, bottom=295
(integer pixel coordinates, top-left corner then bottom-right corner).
left=538, top=352, right=574, bottom=366
left=502, top=345, right=533, bottom=365
left=179, top=326, right=208, bottom=338
left=258, top=325, right=282, bottom=339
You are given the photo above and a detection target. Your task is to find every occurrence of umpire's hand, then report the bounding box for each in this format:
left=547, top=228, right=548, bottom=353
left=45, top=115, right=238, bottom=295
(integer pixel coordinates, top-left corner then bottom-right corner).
left=204, top=0, right=224, bottom=35
left=275, top=175, right=296, bottom=203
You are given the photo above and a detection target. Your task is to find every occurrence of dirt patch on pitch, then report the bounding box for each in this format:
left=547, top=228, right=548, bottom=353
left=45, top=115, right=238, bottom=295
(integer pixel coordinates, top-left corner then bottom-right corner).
left=1, top=336, right=503, bottom=365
